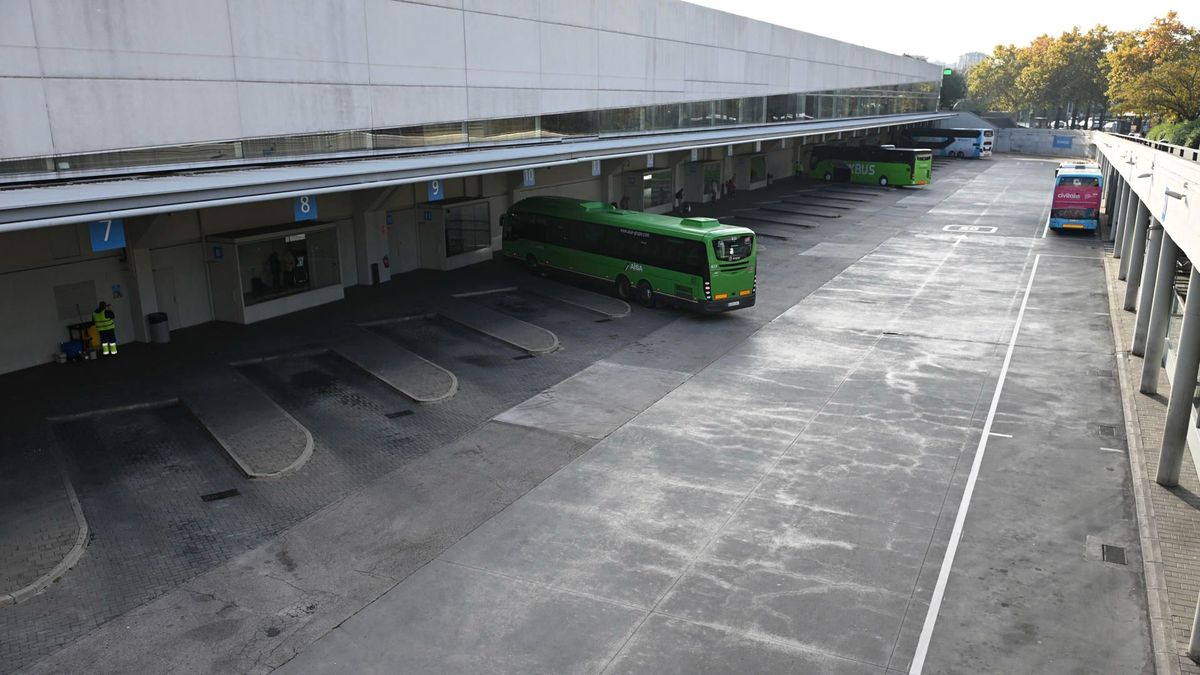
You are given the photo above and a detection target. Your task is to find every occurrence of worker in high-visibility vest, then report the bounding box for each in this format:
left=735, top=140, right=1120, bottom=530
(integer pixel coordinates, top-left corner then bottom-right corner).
left=92, top=301, right=117, bottom=356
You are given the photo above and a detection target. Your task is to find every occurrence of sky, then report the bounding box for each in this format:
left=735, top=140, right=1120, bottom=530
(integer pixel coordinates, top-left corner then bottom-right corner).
left=683, top=1, right=1197, bottom=65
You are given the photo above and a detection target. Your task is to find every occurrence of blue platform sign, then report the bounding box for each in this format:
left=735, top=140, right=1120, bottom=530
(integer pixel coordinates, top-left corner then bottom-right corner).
left=591, top=160, right=601, bottom=177
left=293, top=195, right=318, bottom=221
left=1053, top=135, right=1073, bottom=149
left=427, top=180, right=443, bottom=202
left=522, top=169, right=536, bottom=187
left=88, top=218, right=125, bottom=251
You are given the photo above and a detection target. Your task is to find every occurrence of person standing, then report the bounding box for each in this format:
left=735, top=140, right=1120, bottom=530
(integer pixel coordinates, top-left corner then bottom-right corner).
left=93, top=301, right=117, bottom=356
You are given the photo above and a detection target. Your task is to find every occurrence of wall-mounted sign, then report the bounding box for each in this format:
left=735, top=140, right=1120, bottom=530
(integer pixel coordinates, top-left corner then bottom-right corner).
left=1052, top=136, right=1073, bottom=149
left=212, top=245, right=224, bottom=260
left=427, top=180, right=443, bottom=202
left=423, top=210, right=433, bottom=221
left=522, top=169, right=536, bottom=187
left=591, top=160, right=601, bottom=177
left=646, top=154, right=654, bottom=168
left=88, top=218, right=126, bottom=251
left=690, top=148, right=699, bottom=162
left=293, top=195, right=318, bottom=221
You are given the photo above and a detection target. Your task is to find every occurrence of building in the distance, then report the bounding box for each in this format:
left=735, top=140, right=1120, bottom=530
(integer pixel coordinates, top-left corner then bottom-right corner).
left=0, top=0, right=947, bottom=375
left=957, top=52, right=987, bottom=72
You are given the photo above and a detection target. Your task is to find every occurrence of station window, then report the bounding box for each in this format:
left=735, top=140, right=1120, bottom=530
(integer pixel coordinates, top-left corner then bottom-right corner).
left=445, top=202, right=492, bottom=257
left=238, top=228, right=340, bottom=307
left=642, top=169, right=674, bottom=209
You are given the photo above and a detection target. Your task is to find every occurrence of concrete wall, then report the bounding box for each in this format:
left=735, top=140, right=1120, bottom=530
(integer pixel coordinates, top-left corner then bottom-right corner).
left=0, top=0, right=941, bottom=158
left=995, top=129, right=1092, bottom=157
left=934, top=112, right=996, bottom=130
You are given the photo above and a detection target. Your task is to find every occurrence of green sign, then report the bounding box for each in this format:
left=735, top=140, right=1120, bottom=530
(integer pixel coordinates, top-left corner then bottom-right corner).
left=943, top=68, right=954, bottom=76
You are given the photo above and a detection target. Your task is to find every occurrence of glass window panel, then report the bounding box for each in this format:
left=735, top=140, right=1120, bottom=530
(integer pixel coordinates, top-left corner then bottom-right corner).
left=599, top=107, right=643, bottom=134
left=468, top=117, right=538, bottom=144
left=714, top=99, right=740, bottom=126
left=541, top=111, right=597, bottom=138
left=750, top=156, right=767, bottom=183
left=642, top=169, right=673, bottom=209
left=239, top=228, right=340, bottom=307
left=740, top=97, right=765, bottom=124
left=445, top=202, right=492, bottom=257
left=649, top=104, right=681, bottom=130
left=680, top=101, right=714, bottom=128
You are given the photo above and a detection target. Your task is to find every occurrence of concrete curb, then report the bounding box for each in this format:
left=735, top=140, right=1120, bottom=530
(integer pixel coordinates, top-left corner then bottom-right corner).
left=333, top=342, right=459, bottom=405
left=1103, top=255, right=1181, bottom=675
left=0, top=446, right=90, bottom=608
left=185, top=369, right=314, bottom=480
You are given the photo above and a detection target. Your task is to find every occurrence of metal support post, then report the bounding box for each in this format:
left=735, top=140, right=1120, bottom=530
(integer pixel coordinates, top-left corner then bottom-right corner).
left=1112, top=181, right=1129, bottom=255
left=1118, top=188, right=1140, bottom=278
left=1190, top=596, right=1200, bottom=662
left=1132, top=220, right=1163, bottom=355
left=1155, top=266, right=1200, bottom=487
left=1141, top=233, right=1180, bottom=394
left=1123, top=201, right=1150, bottom=310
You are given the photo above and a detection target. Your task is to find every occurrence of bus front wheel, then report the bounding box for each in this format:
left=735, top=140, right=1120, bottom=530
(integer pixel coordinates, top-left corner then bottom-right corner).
left=525, top=255, right=540, bottom=275
left=878, top=176, right=889, bottom=187
left=823, top=172, right=833, bottom=181
left=616, top=275, right=633, bottom=301
left=635, top=280, right=656, bottom=308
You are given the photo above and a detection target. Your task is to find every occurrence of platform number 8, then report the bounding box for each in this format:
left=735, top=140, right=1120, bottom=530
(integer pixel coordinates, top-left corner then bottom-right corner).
left=298, top=196, right=311, bottom=214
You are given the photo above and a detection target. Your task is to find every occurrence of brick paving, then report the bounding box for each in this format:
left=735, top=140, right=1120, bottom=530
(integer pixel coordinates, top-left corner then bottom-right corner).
left=1106, top=255, right=1200, bottom=675
left=0, top=437, right=78, bottom=598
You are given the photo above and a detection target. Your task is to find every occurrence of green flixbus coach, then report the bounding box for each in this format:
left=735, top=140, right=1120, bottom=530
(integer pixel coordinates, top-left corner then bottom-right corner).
left=501, top=197, right=757, bottom=313
left=808, top=145, right=933, bottom=187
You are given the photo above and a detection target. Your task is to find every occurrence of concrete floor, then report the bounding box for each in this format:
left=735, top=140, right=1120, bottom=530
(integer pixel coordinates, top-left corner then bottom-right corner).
left=7, top=157, right=1153, bottom=674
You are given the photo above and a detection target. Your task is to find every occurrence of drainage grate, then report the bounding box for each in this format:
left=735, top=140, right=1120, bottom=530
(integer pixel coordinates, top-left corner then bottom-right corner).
left=1101, top=544, right=1127, bottom=565
left=882, top=331, right=904, bottom=336
left=513, top=354, right=535, bottom=360
left=201, top=488, right=240, bottom=503
left=385, top=410, right=414, bottom=419
left=1097, top=424, right=1119, bottom=438
left=594, top=318, right=612, bottom=323
left=1088, top=369, right=1115, bottom=378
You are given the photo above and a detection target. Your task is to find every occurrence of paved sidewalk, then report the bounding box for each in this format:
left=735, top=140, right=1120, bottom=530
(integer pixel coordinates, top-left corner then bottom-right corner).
left=1106, top=256, right=1200, bottom=675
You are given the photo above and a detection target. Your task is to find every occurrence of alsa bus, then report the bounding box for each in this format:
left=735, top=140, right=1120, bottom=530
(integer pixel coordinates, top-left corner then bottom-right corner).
left=1048, top=170, right=1103, bottom=232
left=501, top=197, right=756, bottom=312
left=902, top=127, right=994, bottom=158
left=808, top=145, right=933, bottom=187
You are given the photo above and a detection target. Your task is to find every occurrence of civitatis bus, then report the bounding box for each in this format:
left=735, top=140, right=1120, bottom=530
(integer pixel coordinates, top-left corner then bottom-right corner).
left=501, top=197, right=757, bottom=312
left=1048, top=170, right=1103, bottom=232
left=808, top=145, right=933, bottom=187
left=901, top=127, right=994, bottom=158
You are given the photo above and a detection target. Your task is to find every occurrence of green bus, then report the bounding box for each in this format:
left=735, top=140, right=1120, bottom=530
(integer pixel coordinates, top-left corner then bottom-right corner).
left=501, top=197, right=756, bottom=312
left=808, top=145, right=933, bottom=187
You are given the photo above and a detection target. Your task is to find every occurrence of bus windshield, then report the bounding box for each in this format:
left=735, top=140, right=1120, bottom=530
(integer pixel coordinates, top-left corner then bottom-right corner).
left=714, top=234, right=754, bottom=261
left=1056, top=176, right=1100, bottom=187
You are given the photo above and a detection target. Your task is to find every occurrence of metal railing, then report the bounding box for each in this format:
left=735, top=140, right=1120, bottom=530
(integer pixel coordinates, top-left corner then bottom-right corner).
left=1113, top=133, right=1200, bottom=163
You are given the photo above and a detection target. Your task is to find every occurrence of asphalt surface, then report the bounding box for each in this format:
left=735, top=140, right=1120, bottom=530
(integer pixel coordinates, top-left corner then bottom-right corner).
left=4, top=156, right=1153, bottom=674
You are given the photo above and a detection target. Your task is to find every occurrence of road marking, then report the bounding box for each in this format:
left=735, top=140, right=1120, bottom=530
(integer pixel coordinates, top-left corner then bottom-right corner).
left=1100, top=447, right=1126, bottom=454
left=909, top=254, right=1042, bottom=675
left=451, top=287, right=518, bottom=298
left=943, top=224, right=997, bottom=234
left=988, top=432, right=1012, bottom=438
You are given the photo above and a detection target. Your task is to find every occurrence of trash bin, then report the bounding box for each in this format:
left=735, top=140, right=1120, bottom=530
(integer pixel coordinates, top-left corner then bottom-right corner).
left=147, top=312, right=170, bottom=344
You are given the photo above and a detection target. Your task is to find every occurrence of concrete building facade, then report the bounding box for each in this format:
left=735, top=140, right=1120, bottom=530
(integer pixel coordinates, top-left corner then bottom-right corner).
left=0, top=0, right=946, bottom=375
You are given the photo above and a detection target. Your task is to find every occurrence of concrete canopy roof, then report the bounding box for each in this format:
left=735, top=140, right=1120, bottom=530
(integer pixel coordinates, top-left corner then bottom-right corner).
left=0, top=112, right=952, bottom=232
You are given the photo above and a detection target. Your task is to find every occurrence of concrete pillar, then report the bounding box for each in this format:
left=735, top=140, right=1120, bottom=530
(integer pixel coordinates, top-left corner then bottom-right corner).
left=352, top=209, right=392, bottom=286
left=1142, top=234, right=1180, bottom=394
left=1122, top=201, right=1150, bottom=310
left=1118, top=187, right=1140, bottom=278
left=1156, top=266, right=1200, bottom=487
left=1112, top=181, right=1129, bottom=254
left=125, top=247, right=159, bottom=343
left=1132, top=220, right=1164, bottom=356
left=1190, top=597, right=1200, bottom=662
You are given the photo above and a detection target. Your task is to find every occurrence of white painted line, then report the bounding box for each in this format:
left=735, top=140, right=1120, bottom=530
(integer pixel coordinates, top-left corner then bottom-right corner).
left=909, top=254, right=1042, bottom=675
left=1100, top=447, right=1126, bottom=454
left=451, top=286, right=518, bottom=298
left=988, top=432, right=1013, bottom=438
left=943, top=224, right=997, bottom=234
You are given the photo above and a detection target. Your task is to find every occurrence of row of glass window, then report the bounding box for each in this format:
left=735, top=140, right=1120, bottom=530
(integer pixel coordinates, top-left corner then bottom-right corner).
left=0, top=82, right=939, bottom=181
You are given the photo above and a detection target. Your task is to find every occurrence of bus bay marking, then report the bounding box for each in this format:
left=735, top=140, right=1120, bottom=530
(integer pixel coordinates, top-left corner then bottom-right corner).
left=943, top=224, right=997, bottom=234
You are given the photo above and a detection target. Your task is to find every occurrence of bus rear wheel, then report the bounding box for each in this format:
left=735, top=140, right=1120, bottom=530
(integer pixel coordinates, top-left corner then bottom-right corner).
left=635, top=280, right=656, bottom=308
left=525, top=254, right=540, bottom=275
left=823, top=172, right=833, bottom=181
left=878, top=175, right=889, bottom=187
left=615, top=275, right=633, bottom=301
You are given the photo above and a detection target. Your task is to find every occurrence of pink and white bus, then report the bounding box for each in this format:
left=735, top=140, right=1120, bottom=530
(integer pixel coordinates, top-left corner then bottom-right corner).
left=1048, top=170, right=1103, bottom=232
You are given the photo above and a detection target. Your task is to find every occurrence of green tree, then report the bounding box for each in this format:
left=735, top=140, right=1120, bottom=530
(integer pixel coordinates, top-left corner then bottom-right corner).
left=939, top=71, right=967, bottom=109
left=1108, top=12, right=1200, bottom=120
left=968, top=44, right=1028, bottom=111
